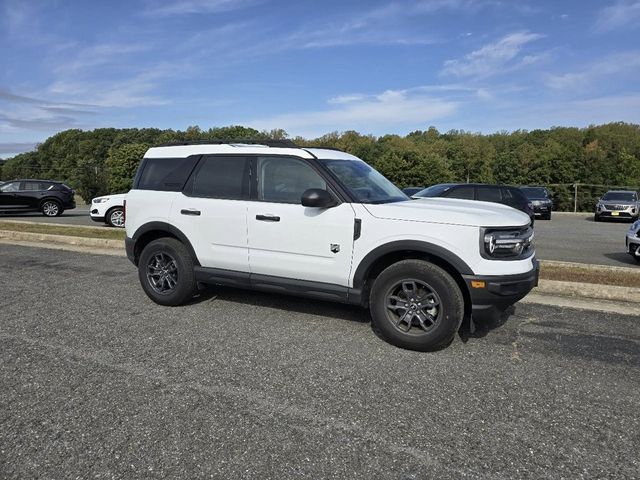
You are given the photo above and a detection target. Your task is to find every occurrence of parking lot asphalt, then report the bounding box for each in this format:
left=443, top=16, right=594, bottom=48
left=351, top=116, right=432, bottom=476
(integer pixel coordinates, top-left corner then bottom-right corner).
left=533, top=213, right=636, bottom=268
left=1, top=244, right=638, bottom=479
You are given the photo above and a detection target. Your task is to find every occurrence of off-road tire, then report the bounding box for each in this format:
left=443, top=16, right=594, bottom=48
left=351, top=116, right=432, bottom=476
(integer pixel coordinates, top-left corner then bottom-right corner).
left=138, top=237, right=197, bottom=306
left=369, top=259, right=464, bottom=352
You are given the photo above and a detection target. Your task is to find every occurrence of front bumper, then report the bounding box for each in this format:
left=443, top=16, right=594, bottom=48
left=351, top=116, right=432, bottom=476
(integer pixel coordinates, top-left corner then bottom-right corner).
left=463, top=260, right=539, bottom=319
left=626, top=233, right=640, bottom=259
left=596, top=205, right=638, bottom=219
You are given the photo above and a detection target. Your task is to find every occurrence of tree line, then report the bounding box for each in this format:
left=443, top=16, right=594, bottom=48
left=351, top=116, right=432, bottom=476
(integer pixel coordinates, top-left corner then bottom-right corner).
left=1, top=122, right=639, bottom=211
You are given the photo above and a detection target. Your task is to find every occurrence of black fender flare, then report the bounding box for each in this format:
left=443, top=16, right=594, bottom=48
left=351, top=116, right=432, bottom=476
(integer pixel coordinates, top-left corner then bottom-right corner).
left=351, top=240, right=474, bottom=289
left=131, top=221, right=200, bottom=266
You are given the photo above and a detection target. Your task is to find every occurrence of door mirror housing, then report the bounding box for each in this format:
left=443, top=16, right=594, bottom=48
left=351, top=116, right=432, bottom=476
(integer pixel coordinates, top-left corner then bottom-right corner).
left=301, top=189, right=337, bottom=208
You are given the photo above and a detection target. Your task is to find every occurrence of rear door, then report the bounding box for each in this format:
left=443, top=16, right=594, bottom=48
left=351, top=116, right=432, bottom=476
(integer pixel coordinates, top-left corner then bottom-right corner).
left=20, top=181, right=46, bottom=208
left=247, top=155, right=356, bottom=286
left=169, top=155, right=250, bottom=272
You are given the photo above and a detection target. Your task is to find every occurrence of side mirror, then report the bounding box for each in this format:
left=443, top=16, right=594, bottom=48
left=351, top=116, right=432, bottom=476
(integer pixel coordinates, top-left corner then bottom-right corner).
left=301, top=188, right=337, bottom=208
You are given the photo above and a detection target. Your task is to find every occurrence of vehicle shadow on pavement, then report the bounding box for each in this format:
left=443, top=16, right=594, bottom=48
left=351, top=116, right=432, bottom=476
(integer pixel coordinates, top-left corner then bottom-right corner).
left=459, top=306, right=516, bottom=342
left=192, top=285, right=369, bottom=324
left=603, top=252, right=638, bottom=267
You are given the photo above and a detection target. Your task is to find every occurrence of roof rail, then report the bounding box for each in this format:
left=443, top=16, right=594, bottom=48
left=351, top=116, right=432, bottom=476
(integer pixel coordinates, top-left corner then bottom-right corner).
left=157, top=139, right=298, bottom=148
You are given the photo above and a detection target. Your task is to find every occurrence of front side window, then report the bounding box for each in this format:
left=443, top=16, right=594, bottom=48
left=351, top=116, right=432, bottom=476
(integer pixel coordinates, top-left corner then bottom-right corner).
left=319, top=159, right=407, bottom=204
left=257, top=157, right=326, bottom=203
left=0, top=182, right=20, bottom=193
left=190, top=156, right=249, bottom=200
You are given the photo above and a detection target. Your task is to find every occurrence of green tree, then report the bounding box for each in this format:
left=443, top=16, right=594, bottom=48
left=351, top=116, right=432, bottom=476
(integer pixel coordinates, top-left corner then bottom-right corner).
left=106, top=143, right=149, bottom=193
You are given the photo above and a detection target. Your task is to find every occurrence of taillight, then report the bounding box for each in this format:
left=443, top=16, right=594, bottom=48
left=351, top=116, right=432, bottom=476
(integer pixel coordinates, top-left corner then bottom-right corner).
left=123, top=199, right=126, bottom=224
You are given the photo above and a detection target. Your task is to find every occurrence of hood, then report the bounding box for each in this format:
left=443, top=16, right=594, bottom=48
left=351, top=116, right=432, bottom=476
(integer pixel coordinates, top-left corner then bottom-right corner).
left=364, top=198, right=530, bottom=228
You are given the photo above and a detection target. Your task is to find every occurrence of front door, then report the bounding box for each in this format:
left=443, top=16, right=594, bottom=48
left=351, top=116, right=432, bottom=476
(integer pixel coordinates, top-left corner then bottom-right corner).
left=247, top=156, right=356, bottom=287
left=0, top=181, right=25, bottom=209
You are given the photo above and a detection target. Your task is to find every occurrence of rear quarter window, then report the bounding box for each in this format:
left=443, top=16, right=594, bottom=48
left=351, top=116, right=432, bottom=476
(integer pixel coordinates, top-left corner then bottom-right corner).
left=135, top=156, right=200, bottom=191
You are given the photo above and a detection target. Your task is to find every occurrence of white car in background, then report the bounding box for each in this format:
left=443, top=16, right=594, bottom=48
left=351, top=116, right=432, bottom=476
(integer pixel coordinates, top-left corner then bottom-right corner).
left=90, top=193, right=126, bottom=227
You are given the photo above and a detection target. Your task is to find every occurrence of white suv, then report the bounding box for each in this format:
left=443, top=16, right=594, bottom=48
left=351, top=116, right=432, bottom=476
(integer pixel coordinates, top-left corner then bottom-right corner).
left=125, top=141, right=538, bottom=351
left=90, top=193, right=126, bottom=227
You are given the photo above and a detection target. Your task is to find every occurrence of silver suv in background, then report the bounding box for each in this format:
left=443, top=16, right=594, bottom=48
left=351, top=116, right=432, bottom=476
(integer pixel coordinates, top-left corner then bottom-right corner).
left=594, top=190, right=639, bottom=222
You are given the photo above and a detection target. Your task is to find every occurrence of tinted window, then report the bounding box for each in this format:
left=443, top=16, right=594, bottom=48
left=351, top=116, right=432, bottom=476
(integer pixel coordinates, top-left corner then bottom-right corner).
left=446, top=185, right=475, bottom=200
left=258, top=157, right=326, bottom=203
left=0, top=182, right=20, bottom=192
left=137, top=157, right=199, bottom=191
left=602, top=191, right=637, bottom=202
left=23, top=182, right=43, bottom=191
left=521, top=187, right=548, bottom=199
left=191, top=156, right=248, bottom=199
left=477, top=186, right=502, bottom=202
left=414, top=184, right=455, bottom=197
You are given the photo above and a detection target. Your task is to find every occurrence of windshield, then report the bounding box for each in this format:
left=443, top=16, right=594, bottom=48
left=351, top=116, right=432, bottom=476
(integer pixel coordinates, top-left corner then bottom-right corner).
left=413, top=184, right=455, bottom=198
left=521, top=187, right=548, bottom=199
left=319, top=159, right=408, bottom=204
left=602, top=192, right=637, bottom=202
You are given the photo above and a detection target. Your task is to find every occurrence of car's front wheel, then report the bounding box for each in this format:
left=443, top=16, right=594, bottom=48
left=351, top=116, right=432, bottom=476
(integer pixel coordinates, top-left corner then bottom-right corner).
left=106, top=207, right=125, bottom=228
left=369, top=259, right=464, bottom=352
left=138, top=237, right=197, bottom=306
left=41, top=200, right=62, bottom=217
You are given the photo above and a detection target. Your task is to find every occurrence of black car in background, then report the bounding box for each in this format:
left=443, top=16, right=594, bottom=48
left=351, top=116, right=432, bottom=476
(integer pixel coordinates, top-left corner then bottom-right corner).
left=520, top=186, right=553, bottom=220
left=412, top=183, right=535, bottom=225
left=0, top=179, right=76, bottom=217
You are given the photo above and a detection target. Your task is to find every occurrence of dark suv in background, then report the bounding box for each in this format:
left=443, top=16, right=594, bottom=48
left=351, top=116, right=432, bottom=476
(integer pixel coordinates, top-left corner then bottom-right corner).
left=0, top=179, right=76, bottom=217
left=412, top=183, right=535, bottom=225
left=520, top=186, right=553, bottom=220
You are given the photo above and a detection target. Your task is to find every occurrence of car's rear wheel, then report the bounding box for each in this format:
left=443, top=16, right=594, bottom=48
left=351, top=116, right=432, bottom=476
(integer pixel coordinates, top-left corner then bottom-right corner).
left=106, top=207, right=125, bottom=228
left=138, top=237, right=197, bottom=306
left=41, top=200, right=62, bottom=217
left=369, top=259, right=464, bottom=352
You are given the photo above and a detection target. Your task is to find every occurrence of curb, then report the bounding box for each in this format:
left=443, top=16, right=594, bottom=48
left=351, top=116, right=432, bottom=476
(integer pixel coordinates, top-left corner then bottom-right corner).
left=0, top=229, right=123, bottom=250
left=535, top=279, right=640, bottom=304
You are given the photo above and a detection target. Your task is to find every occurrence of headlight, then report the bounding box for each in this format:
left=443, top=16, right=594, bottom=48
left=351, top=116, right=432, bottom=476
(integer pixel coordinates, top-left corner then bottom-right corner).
left=92, top=197, right=109, bottom=203
left=481, top=226, right=534, bottom=259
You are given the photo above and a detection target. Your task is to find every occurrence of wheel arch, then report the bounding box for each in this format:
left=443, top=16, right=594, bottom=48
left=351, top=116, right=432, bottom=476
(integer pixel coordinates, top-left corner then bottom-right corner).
left=351, top=241, right=473, bottom=311
left=130, top=222, right=200, bottom=267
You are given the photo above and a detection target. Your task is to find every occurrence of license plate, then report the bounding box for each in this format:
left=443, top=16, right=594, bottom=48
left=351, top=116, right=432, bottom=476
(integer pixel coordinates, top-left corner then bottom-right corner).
left=612, top=212, right=620, bottom=216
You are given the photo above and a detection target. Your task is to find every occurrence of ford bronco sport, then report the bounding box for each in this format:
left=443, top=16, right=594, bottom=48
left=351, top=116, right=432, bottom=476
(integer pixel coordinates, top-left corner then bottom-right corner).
left=125, top=141, right=538, bottom=351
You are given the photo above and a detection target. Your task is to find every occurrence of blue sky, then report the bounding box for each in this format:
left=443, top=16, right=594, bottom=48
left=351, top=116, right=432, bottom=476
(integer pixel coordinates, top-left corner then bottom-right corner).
left=1, top=0, right=640, bottom=157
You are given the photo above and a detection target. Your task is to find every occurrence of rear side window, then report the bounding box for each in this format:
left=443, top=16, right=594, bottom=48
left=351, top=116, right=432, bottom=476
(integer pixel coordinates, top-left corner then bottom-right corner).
left=23, top=182, right=42, bottom=191
left=189, top=156, right=249, bottom=200
left=446, top=185, right=475, bottom=200
left=477, top=186, right=502, bottom=202
left=503, top=187, right=527, bottom=204
left=136, top=156, right=200, bottom=191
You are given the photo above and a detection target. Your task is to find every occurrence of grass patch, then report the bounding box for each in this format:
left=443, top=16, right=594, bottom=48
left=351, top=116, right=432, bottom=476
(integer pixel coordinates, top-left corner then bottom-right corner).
left=0, top=221, right=125, bottom=240
left=540, top=264, right=640, bottom=288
